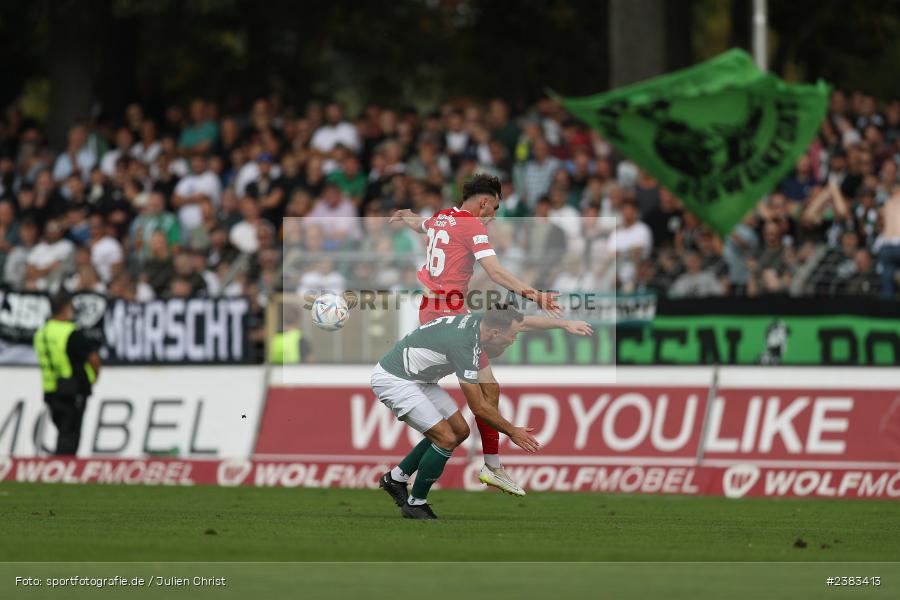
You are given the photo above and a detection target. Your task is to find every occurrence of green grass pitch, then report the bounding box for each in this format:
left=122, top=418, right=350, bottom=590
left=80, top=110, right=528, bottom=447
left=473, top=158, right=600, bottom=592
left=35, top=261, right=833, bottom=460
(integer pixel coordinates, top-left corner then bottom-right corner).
left=1, top=482, right=898, bottom=599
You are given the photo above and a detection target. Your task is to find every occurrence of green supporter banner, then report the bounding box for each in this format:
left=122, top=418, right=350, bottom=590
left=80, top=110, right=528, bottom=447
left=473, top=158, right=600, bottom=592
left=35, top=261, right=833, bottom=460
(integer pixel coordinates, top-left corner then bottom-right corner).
left=616, top=314, right=900, bottom=366
left=498, top=298, right=900, bottom=366
left=554, top=49, right=830, bottom=235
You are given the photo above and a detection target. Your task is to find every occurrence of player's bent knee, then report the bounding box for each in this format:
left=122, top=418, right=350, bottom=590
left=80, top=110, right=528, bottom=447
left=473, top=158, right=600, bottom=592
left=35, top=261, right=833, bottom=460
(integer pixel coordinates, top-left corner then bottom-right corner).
left=446, top=414, right=470, bottom=447
left=425, top=421, right=458, bottom=449
left=452, top=424, right=470, bottom=446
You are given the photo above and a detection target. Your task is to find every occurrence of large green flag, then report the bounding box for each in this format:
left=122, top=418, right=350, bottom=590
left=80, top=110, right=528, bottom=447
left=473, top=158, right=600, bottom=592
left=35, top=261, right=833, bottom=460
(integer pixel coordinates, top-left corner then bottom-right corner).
left=555, top=49, right=830, bottom=235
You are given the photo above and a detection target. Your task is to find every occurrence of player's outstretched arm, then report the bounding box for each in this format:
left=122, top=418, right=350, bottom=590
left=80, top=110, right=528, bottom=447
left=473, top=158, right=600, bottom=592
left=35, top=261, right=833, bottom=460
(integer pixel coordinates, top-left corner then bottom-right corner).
left=458, top=381, right=539, bottom=452
left=478, top=255, right=561, bottom=317
left=520, top=315, right=593, bottom=336
left=388, top=209, right=426, bottom=233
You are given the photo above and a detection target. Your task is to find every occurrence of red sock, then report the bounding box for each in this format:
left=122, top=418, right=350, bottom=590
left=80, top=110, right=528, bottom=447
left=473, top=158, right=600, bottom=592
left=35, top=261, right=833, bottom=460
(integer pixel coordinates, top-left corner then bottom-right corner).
left=476, top=416, right=500, bottom=455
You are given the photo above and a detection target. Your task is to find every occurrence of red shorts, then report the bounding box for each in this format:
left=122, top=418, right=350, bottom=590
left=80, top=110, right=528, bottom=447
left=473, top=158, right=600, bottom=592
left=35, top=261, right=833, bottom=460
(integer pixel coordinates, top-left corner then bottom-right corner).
left=419, top=295, right=489, bottom=369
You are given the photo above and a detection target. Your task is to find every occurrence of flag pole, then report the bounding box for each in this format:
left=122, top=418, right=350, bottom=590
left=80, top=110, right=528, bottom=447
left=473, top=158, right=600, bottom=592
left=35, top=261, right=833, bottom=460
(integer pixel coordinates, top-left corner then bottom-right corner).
left=752, top=0, right=768, bottom=71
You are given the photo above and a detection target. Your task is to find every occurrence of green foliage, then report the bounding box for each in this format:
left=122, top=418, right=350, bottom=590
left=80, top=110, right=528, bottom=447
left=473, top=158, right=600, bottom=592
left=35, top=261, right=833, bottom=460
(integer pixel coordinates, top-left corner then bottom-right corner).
left=3, top=0, right=900, bottom=117
left=768, top=0, right=900, bottom=96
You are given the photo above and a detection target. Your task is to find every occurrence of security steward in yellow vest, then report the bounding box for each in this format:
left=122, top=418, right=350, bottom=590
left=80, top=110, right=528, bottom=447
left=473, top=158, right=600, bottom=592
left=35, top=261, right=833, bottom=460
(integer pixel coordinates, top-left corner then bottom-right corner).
left=33, top=292, right=101, bottom=455
left=268, top=328, right=310, bottom=364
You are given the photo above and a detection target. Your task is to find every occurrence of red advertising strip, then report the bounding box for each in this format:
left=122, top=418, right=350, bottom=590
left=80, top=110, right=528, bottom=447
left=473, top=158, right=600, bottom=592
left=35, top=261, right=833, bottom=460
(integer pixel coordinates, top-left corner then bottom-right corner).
left=3, top=457, right=900, bottom=500
left=3, top=384, right=898, bottom=498
left=257, top=385, right=900, bottom=461
left=251, top=384, right=900, bottom=499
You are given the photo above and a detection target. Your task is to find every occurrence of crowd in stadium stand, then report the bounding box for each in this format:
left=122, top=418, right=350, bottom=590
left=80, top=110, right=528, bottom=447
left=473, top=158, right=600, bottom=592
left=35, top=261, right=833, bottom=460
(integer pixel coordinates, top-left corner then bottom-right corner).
left=0, top=88, right=898, bottom=309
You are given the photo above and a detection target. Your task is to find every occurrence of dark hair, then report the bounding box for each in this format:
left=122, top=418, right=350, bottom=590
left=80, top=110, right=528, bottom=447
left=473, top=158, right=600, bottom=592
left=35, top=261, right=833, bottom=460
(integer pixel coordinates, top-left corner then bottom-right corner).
left=482, top=303, right=524, bottom=330
left=49, top=291, right=73, bottom=316
left=462, top=173, right=501, bottom=203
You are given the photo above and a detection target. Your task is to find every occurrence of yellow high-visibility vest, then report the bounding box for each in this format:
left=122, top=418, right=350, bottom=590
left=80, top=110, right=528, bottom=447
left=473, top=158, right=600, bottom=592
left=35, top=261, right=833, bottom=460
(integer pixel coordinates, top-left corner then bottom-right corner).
left=269, top=329, right=302, bottom=364
left=33, top=320, right=95, bottom=393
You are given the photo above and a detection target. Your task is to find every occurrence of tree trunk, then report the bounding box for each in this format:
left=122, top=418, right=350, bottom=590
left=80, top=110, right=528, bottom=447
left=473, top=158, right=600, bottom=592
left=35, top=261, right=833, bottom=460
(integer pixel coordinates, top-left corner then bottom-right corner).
left=665, top=0, right=694, bottom=71
left=729, top=0, right=752, bottom=52
left=48, top=0, right=106, bottom=149
left=609, top=0, right=667, bottom=87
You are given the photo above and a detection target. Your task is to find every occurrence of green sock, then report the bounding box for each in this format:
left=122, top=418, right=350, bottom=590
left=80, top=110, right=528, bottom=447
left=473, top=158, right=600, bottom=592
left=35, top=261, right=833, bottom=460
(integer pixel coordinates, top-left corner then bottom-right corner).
left=410, top=443, right=453, bottom=500
left=398, top=438, right=432, bottom=476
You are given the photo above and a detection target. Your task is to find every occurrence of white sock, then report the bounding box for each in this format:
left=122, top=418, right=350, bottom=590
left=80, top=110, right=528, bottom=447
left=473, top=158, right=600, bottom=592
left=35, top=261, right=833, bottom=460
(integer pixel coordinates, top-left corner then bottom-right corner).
left=390, top=466, right=410, bottom=483
left=484, top=454, right=502, bottom=469
left=407, top=496, right=427, bottom=506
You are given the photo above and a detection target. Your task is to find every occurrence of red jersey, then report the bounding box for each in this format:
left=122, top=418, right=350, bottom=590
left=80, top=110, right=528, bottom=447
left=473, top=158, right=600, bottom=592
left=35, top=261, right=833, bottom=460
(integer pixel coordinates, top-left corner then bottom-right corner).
left=416, top=207, right=495, bottom=297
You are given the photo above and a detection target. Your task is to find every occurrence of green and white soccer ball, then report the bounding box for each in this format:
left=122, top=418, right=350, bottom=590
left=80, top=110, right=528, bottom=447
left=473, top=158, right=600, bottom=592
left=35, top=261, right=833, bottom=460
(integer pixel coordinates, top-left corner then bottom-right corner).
left=311, top=292, right=350, bottom=331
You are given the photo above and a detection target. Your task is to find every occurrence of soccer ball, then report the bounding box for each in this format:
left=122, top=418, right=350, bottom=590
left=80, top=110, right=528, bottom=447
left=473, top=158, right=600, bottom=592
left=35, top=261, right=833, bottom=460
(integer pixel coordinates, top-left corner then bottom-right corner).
left=311, top=292, right=350, bottom=331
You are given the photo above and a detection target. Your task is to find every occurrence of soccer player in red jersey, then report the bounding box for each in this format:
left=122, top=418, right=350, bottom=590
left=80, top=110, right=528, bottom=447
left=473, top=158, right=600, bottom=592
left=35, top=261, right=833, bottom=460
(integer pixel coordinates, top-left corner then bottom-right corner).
left=391, top=173, right=592, bottom=495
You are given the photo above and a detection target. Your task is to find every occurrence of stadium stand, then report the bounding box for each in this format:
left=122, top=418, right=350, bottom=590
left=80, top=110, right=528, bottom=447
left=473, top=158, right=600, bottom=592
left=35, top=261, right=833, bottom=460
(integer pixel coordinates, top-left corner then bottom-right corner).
left=0, top=89, right=898, bottom=327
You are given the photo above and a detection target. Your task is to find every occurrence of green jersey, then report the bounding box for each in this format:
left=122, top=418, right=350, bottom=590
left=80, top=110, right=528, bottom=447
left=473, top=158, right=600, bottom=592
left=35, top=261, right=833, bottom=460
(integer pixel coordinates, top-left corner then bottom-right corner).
left=379, top=314, right=482, bottom=383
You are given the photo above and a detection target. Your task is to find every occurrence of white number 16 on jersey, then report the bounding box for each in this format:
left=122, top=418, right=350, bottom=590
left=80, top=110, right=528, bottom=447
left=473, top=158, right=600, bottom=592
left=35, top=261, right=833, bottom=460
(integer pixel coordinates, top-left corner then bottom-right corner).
left=425, top=228, right=449, bottom=277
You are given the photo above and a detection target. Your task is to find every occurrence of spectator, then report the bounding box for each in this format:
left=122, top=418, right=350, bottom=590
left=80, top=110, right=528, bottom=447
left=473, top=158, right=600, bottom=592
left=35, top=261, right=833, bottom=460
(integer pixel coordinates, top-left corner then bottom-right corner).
left=0, top=198, right=20, bottom=275
left=526, top=196, right=567, bottom=288
left=327, top=155, right=367, bottom=206
left=245, top=153, right=286, bottom=227
left=88, top=214, right=124, bottom=284
left=610, top=200, right=653, bottom=260
left=63, top=204, right=91, bottom=250
left=230, top=197, right=266, bottom=254
left=140, top=230, right=175, bottom=297
left=877, top=189, right=900, bottom=298
left=608, top=199, right=653, bottom=286
left=488, top=99, right=520, bottom=158
left=669, top=251, right=724, bottom=299
left=131, top=119, right=162, bottom=166
left=633, top=170, right=660, bottom=216
left=52, top=125, right=96, bottom=182
left=757, top=192, right=797, bottom=246
left=799, top=180, right=851, bottom=245
left=305, top=182, right=361, bottom=247
left=520, top=139, right=561, bottom=208
left=852, top=187, right=880, bottom=247
left=633, top=259, right=661, bottom=295
left=551, top=254, right=586, bottom=294
left=215, top=117, right=242, bottom=168
left=207, top=226, right=238, bottom=270
left=25, top=218, right=74, bottom=291
left=278, top=146, right=302, bottom=188
left=298, top=258, right=345, bottom=296
left=843, top=249, right=880, bottom=295
left=172, top=252, right=207, bottom=296
left=643, top=188, right=683, bottom=250
left=100, top=127, right=134, bottom=177
left=178, top=98, right=218, bottom=155
left=64, top=247, right=105, bottom=293
left=168, top=276, right=195, bottom=298
left=173, top=154, right=222, bottom=234
left=723, top=214, right=760, bottom=296
left=695, top=228, right=727, bottom=277
left=780, top=155, right=819, bottom=202
left=129, top=190, right=181, bottom=260
left=3, top=218, right=38, bottom=289
left=443, top=111, right=470, bottom=157
left=749, top=220, right=795, bottom=295
left=547, top=183, right=582, bottom=250
left=310, top=102, right=360, bottom=162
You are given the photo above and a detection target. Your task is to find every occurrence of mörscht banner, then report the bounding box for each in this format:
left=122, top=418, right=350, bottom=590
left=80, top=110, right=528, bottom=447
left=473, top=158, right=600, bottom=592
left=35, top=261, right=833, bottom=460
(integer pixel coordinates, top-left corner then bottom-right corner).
left=0, top=287, right=249, bottom=365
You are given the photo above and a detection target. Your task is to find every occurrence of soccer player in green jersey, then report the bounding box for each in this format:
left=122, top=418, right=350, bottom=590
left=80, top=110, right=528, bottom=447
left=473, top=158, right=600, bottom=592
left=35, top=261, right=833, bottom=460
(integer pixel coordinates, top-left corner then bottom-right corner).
left=372, top=305, right=540, bottom=519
